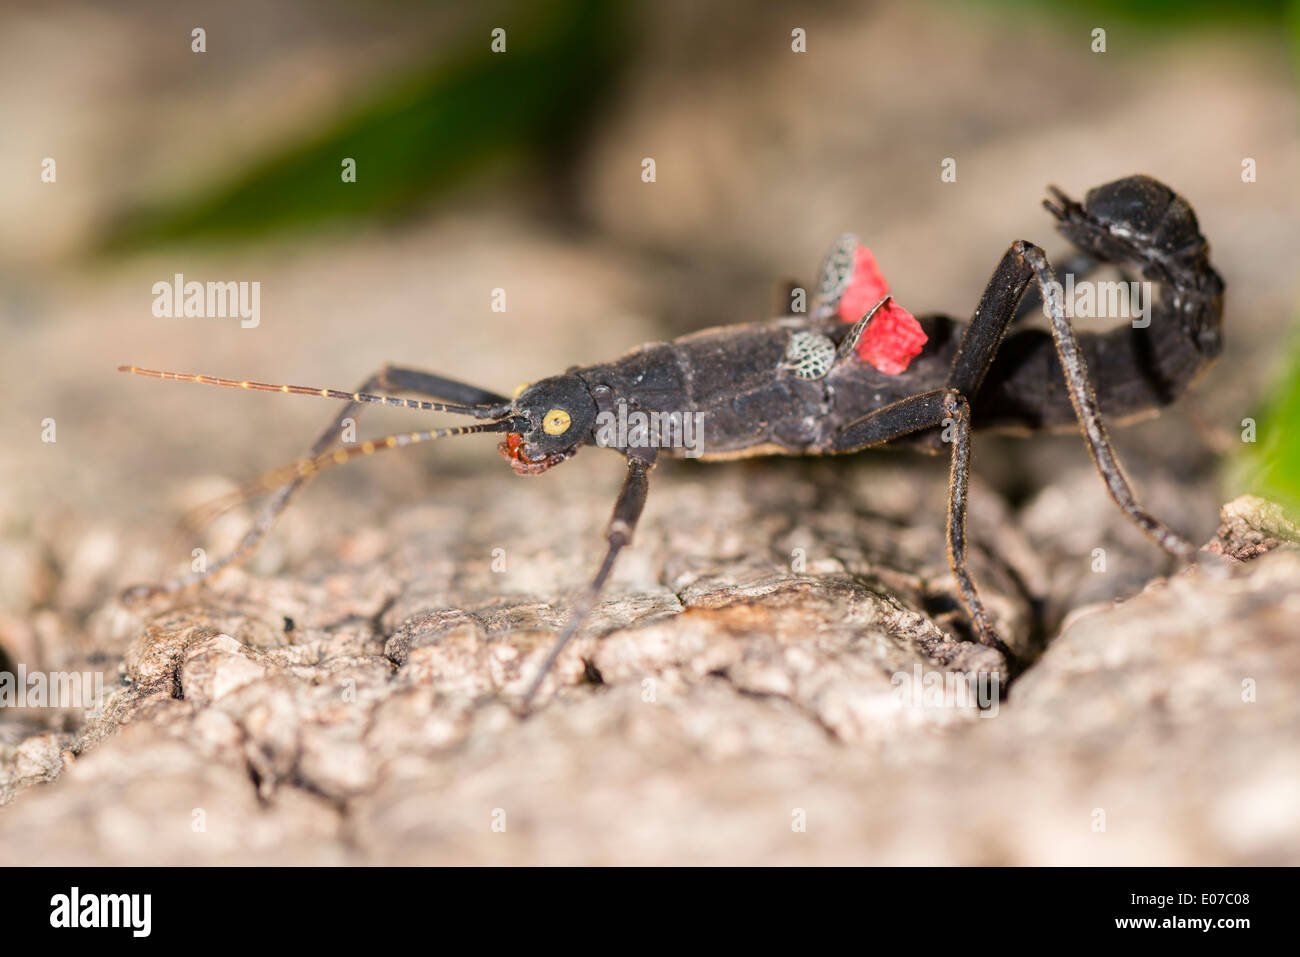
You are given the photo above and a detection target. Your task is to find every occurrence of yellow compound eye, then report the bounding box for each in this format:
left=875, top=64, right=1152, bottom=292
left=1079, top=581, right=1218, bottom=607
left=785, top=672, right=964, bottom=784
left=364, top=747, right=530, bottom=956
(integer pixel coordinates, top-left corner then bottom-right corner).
left=542, top=408, right=571, bottom=435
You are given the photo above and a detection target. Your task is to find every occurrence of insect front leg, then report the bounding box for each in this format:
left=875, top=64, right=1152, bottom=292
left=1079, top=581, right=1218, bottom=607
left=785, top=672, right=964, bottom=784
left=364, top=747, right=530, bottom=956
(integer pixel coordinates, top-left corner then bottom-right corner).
left=951, top=240, right=1198, bottom=562
left=520, top=451, right=655, bottom=710
left=374, top=366, right=511, bottom=409
left=830, top=389, right=1013, bottom=660
left=127, top=365, right=511, bottom=599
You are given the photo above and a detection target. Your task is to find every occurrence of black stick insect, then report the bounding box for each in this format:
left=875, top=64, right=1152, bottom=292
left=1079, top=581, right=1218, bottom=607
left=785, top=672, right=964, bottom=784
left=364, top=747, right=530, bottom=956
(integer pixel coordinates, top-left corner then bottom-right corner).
left=120, top=174, right=1225, bottom=709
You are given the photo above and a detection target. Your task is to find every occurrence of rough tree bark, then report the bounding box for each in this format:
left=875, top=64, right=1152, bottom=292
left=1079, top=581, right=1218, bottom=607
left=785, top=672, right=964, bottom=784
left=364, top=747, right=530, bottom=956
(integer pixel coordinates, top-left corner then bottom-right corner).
left=2, top=436, right=1296, bottom=865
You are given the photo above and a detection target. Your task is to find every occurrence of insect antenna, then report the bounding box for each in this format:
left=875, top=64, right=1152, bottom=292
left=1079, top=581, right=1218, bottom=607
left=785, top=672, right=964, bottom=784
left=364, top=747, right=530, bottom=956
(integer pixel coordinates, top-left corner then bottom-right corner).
left=192, top=420, right=514, bottom=524
left=137, top=420, right=517, bottom=598
left=117, top=365, right=503, bottom=417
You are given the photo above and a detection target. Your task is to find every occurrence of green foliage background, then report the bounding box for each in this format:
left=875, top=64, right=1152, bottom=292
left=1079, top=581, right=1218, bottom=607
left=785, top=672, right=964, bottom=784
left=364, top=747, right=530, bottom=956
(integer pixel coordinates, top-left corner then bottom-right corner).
left=100, top=0, right=626, bottom=250
left=1240, top=0, right=1300, bottom=516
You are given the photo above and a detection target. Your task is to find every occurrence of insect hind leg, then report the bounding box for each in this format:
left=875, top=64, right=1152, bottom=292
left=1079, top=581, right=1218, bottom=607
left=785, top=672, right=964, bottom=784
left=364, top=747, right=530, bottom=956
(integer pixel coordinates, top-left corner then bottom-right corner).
left=952, top=238, right=1203, bottom=563
left=1012, top=250, right=1099, bottom=322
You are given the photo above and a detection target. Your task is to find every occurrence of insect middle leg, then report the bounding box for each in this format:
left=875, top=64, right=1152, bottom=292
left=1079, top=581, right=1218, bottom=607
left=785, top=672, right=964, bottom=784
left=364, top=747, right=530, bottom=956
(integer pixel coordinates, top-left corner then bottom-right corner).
left=949, top=240, right=1197, bottom=560
left=830, top=389, right=1012, bottom=659
left=130, top=365, right=511, bottom=598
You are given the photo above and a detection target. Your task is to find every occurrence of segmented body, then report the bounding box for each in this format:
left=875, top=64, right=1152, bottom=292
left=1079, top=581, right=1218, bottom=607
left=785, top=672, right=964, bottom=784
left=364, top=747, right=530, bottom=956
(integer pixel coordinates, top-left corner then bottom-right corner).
left=572, top=205, right=1223, bottom=460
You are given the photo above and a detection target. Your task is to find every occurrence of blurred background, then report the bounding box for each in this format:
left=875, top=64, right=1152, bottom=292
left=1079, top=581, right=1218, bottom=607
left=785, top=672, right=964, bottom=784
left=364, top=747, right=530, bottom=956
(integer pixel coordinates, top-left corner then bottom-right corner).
left=3, top=0, right=1297, bottom=616
left=0, top=0, right=1297, bottom=862
left=0, top=0, right=1294, bottom=509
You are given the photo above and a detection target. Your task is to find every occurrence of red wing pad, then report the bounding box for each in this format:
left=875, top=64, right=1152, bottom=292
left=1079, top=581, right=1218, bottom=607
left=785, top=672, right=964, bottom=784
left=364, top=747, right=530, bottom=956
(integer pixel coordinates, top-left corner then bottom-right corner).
left=836, top=245, right=927, bottom=376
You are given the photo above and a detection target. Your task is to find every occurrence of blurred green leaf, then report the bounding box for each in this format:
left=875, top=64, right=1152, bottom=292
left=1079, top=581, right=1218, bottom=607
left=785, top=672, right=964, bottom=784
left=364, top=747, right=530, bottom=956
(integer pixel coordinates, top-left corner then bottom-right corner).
left=970, top=0, right=1289, bottom=28
left=1236, top=0, right=1300, bottom=516
left=100, top=0, right=626, bottom=251
left=1240, top=326, right=1300, bottom=517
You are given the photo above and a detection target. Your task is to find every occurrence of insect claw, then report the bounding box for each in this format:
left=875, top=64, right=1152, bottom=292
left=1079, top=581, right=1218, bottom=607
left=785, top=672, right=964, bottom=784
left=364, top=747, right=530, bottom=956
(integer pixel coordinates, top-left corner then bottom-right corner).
left=1046, top=184, right=1077, bottom=207
left=1043, top=185, right=1086, bottom=224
